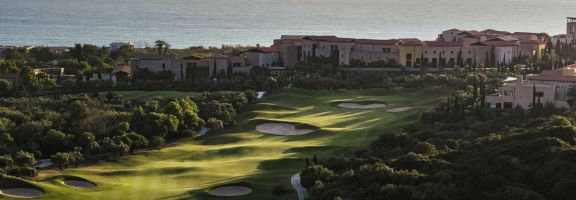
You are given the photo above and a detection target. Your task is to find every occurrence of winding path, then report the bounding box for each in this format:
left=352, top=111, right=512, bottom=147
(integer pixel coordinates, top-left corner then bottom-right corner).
left=291, top=173, right=308, bottom=200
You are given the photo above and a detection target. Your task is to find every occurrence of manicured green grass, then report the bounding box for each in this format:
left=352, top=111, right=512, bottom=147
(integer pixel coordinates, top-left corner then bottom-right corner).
left=12, top=88, right=450, bottom=200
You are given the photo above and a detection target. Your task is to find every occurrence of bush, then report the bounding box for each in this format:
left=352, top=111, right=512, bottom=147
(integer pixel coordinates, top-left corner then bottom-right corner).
left=13, top=150, right=35, bottom=167
left=206, top=118, right=224, bottom=130
left=6, top=166, right=37, bottom=177
left=272, top=184, right=295, bottom=196
left=412, top=142, right=437, bottom=155
left=149, top=136, right=165, bottom=150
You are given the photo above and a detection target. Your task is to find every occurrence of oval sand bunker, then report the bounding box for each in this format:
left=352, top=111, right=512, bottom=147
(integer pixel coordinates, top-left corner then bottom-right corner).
left=256, top=123, right=314, bottom=135
left=387, top=107, right=414, bottom=112
left=209, top=186, right=252, bottom=197
left=63, top=180, right=97, bottom=188
left=337, top=102, right=386, bottom=109
left=0, top=188, right=44, bottom=198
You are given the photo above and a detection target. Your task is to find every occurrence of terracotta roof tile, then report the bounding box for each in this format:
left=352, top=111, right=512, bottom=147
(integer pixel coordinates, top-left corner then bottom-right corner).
left=354, top=39, right=399, bottom=45
left=424, top=41, right=463, bottom=47
left=111, top=65, right=131, bottom=74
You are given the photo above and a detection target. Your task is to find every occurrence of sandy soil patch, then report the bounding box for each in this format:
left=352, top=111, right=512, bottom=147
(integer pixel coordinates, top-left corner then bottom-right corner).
left=208, top=186, right=252, bottom=197
left=63, top=180, right=96, bottom=188
left=337, top=102, right=386, bottom=109
left=0, top=188, right=44, bottom=198
left=386, top=107, right=414, bottom=112
left=256, top=123, right=314, bottom=135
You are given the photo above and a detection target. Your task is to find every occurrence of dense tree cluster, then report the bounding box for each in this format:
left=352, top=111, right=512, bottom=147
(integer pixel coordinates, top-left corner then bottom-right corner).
left=301, top=92, right=576, bottom=200
left=0, top=90, right=256, bottom=177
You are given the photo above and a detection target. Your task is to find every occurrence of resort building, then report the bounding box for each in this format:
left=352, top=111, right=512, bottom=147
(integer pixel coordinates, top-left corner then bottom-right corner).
left=246, top=46, right=281, bottom=67
left=274, top=35, right=307, bottom=67
left=349, top=39, right=400, bottom=66
left=567, top=17, right=576, bottom=44
left=486, top=64, right=576, bottom=109
left=207, top=54, right=230, bottom=78
left=421, top=41, right=473, bottom=67
left=397, top=39, right=423, bottom=68
left=111, top=65, right=131, bottom=81
left=182, top=55, right=210, bottom=79
left=130, top=54, right=186, bottom=80
left=302, top=36, right=355, bottom=65
left=292, top=29, right=545, bottom=69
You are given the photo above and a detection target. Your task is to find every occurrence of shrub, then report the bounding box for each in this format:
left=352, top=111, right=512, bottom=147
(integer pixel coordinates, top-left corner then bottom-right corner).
left=206, top=118, right=224, bottom=130
left=412, top=142, right=437, bottom=155
left=272, top=184, right=295, bottom=196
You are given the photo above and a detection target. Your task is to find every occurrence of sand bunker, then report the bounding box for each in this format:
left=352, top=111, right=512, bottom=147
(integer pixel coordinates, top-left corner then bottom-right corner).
left=63, top=180, right=96, bottom=188
left=208, top=186, right=252, bottom=197
left=0, top=188, right=44, bottom=198
left=386, top=107, right=414, bottom=112
left=337, top=102, right=386, bottom=109
left=256, top=123, right=314, bottom=135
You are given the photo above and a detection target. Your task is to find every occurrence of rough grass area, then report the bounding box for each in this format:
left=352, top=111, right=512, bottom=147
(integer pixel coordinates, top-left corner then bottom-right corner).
left=25, top=88, right=450, bottom=200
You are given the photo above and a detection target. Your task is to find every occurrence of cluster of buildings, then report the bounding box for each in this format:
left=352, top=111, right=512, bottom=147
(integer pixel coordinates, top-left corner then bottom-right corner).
left=131, top=18, right=576, bottom=80
left=130, top=30, right=550, bottom=81
left=486, top=64, right=576, bottom=109
left=285, top=30, right=548, bottom=69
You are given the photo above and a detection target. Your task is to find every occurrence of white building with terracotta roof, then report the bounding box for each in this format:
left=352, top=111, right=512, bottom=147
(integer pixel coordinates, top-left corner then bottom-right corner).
left=486, top=64, right=576, bottom=109
left=246, top=46, right=281, bottom=67
left=130, top=54, right=186, bottom=80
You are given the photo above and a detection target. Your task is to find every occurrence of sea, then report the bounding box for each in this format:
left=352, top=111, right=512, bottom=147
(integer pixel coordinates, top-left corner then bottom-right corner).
left=0, top=0, right=575, bottom=48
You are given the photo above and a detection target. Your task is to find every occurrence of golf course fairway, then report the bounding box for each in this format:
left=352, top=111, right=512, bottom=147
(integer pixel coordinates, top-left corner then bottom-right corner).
left=13, top=88, right=450, bottom=200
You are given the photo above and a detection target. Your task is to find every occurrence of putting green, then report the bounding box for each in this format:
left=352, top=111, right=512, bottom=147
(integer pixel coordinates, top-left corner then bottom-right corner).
left=25, top=88, right=450, bottom=200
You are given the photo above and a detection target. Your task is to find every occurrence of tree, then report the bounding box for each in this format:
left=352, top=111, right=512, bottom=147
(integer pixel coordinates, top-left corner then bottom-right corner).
left=155, top=40, right=170, bottom=55
left=0, top=80, right=12, bottom=97
left=261, top=76, right=279, bottom=92
left=182, top=110, right=204, bottom=131
left=0, top=154, right=13, bottom=168
left=13, top=150, right=35, bottom=167
left=51, top=152, right=70, bottom=169
left=125, top=132, right=149, bottom=154
left=550, top=178, right=576, bottom=200
left=206, top=118, right=224, bottom=130
left=3, top=48, right=25, bottom=61
left=149, top=136, right=165, bottom=150
left=41, top=129, right=73, bottom=155
left=412, top=142, right=437, bottom=155
left=456, top=50, right=463, bottom=67
left=164, top=101, right=184, bottom=119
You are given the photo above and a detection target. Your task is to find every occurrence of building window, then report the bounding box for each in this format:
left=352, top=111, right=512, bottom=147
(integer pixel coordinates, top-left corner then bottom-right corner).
left=503, top=102, right=513, bottom=109
left=422, top=58, right=429, bottom=65
left=466, top=58, right=473, bottom=65
left=451, top=51, right=454, bottom=54
left=406, top=54, right=412, bottom=60
left=503, top=90, right=513, bottom=96
left=162, top=64, right=166, bottom=69
left=425, top=51, right=428, bottom=54
left=433, top=51, right=437, bottom=54
left=468, top=51, right=472, bottom=54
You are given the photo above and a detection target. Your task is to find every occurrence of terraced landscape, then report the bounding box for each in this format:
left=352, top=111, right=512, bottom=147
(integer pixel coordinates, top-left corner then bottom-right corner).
left=4, top=88, right=451, bottom=200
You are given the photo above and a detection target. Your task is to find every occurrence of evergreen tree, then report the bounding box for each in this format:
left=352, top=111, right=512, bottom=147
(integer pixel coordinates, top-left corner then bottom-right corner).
left=457, top=50, right=463, bottom=66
